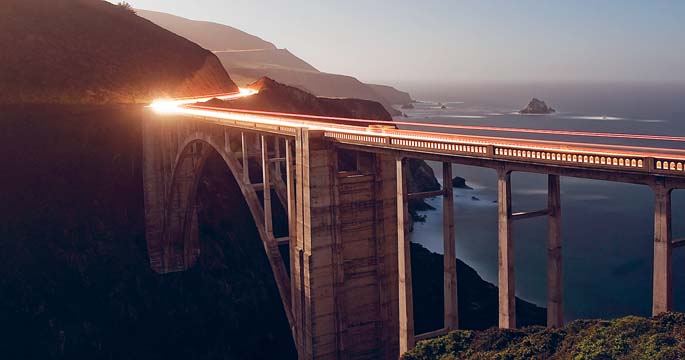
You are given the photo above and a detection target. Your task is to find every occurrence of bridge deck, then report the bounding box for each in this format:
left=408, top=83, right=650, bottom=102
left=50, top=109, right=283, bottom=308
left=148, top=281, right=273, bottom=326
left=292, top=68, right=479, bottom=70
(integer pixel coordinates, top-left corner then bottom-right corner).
left=163, top=103, right=685, bottom=188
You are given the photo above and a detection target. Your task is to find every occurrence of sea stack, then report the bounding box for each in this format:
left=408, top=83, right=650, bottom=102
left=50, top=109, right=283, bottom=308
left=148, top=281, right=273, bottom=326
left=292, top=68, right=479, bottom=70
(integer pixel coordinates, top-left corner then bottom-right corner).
left=520, top=98, right=556, bottom=114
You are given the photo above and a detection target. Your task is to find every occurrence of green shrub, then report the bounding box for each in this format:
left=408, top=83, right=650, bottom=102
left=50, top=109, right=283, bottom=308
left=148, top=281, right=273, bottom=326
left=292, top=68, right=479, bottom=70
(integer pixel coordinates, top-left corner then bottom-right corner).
left=403, top=313, right=685, bottom=360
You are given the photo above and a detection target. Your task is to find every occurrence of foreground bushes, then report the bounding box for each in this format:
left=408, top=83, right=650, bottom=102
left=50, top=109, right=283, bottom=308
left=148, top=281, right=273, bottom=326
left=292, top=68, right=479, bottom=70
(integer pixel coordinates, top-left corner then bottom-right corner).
left=402, top=312, right=685, bottom=360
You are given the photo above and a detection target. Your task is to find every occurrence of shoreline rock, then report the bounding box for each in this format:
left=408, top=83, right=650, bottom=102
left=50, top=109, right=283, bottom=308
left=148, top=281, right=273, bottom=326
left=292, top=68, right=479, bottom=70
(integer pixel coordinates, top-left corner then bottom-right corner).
left=519, top=98, right=555, bottom=114
left=452, top=176, right=473, bottom=189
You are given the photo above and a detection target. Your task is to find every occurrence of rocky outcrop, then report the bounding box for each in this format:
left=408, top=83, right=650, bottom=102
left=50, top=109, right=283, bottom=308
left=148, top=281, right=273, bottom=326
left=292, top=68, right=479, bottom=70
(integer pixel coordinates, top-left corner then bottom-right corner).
left=401, top=103, right=415, bottom=110
left=207, top=77, right=391, bottom=123
left=452, top=176, right=473, bottom=189
left=519, top=98, right=556, bottom=114
left=228, top=67, right=404, bottom=116
left=0, top=0, right=237, bottom=104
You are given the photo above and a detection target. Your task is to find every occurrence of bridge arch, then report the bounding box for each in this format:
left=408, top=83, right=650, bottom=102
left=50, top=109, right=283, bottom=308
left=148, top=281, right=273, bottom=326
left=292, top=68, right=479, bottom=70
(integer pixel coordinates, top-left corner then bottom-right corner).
left=155, top=129, right=294, bottom=327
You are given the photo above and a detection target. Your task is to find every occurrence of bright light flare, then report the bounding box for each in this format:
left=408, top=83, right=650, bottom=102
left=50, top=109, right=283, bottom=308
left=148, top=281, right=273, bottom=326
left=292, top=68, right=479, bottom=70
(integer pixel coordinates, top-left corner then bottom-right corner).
left=149, top=87, right=258, bottom=115
left=149, top=99, right=179, bottom=114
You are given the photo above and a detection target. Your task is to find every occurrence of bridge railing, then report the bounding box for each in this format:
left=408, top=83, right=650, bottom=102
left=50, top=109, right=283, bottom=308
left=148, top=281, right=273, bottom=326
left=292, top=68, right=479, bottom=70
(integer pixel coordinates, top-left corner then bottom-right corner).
left=321, top=126, right=685, bottom=178
left=179, top=105, right=685, bottom=178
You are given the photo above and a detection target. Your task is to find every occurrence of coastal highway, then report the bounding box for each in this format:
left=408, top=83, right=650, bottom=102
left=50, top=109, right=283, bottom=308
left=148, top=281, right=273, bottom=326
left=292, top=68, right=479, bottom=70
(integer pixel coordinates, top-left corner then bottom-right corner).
left=150, top=89, right=685, bottom=165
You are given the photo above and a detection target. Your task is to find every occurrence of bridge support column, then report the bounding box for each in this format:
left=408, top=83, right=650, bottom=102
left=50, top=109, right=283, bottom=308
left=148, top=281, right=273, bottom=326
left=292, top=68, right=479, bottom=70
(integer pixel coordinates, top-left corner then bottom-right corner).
left=443, top=162, right=458, bottom=331
left=652, top=180, right=673, bottom=315
left=261, top=135, right=273, bottom=238
left=547, top=175, right=563, bottom=327
left=497, top=169, right=516, bottom=329
left=397, top=158, right=414, bottom=353
left=241, top=132, right=250, bottom=185
left=292, top=129, right=400, bottom=359
left=286, top=139, right=299, bottom=345
left=292, top=129, right=336, bottom=359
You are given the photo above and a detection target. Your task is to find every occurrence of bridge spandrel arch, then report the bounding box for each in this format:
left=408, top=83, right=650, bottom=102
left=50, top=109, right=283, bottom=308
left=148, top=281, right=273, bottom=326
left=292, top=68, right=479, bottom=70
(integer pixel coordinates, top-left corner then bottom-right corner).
left=145, top=117, right=406, bottom=359
left=142, top=117, right=293, bottom=327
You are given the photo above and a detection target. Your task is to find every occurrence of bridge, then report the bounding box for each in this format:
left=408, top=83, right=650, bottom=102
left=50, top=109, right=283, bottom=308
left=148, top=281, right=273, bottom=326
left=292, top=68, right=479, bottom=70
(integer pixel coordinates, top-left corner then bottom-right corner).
left=143, top=90, right=685, bottom=359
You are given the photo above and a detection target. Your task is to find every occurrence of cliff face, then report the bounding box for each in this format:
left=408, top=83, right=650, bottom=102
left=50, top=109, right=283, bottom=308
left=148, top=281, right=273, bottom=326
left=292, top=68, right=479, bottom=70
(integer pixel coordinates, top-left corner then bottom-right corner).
left=0, top=0, right=237, bottom=104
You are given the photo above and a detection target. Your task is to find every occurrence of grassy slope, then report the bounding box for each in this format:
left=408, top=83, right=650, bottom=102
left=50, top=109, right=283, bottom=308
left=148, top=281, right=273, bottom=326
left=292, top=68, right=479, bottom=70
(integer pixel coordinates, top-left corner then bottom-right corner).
left=403, top=313, right=685, bottom=360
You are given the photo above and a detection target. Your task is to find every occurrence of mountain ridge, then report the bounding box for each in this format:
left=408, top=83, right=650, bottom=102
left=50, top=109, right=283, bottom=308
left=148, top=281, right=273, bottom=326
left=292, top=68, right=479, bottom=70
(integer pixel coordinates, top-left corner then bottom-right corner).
left=136, top=8, right=413, bottom=114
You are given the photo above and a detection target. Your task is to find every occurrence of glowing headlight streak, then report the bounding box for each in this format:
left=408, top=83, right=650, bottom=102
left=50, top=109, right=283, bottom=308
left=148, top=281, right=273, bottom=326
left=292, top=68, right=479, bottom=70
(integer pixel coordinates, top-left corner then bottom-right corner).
left=150, top=89, right=685, bottom=162
left=149, top=88, right=258, bottom=115
left=163, top=103, right=685, bottom=161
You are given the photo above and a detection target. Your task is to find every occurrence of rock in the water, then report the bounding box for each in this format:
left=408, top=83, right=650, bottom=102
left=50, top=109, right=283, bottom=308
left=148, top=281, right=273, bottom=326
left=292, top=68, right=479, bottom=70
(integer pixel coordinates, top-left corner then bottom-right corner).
left=471, top=196, right=480, bottom=201
left=519, top=98, right=556, bottom=114
left=401, top=103, right=415, bottom=109
left=452, top=176, right=473, bottom=189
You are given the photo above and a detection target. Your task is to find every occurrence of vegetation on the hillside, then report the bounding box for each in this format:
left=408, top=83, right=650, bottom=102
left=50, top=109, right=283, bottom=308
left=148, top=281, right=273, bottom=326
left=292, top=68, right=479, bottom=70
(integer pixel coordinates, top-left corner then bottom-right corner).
left=116, top=2, right=135, bottom=14
left=402, top=312, right=685, bottom=360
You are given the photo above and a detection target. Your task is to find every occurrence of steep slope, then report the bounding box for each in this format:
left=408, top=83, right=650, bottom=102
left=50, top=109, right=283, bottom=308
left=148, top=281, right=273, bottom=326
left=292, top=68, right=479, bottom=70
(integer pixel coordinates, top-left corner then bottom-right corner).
left=136, top=9, right=413, bottom=114
left=0, top=0, right=237, bottom=104
left=136, top=9, right=276, bottom=51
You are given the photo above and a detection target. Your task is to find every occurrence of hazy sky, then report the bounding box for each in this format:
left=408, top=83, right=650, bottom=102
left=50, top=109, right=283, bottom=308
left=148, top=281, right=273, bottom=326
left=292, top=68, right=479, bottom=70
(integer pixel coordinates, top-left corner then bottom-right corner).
left=118, top=0, right=684, bottom=85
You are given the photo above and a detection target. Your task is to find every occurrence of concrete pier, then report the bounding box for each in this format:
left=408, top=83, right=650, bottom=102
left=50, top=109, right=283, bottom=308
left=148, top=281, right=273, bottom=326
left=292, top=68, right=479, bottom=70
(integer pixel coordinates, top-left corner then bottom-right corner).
left=396, top=158, right=415, bottom=354
left=443, top=163, right=458, bottom=331
left=497, top=169, right=516, bottom=329
left=547, top=174, right=563, bottom=327
left=261, top=135, right=273, bottom=238
left=652, top=180, right=673, bottom=315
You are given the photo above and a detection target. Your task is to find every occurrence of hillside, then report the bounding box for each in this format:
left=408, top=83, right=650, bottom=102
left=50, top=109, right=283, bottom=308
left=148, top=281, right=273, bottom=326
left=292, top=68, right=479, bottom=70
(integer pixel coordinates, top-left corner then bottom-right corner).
left=403, top=313, right=685, bottom=360
left=135, top=9, right=276, bottom=51
left=0, top=0, right=237, bottom=104
left=207, top=77, right=391, bottom=122
left=136, top=9, right=413, bottom=114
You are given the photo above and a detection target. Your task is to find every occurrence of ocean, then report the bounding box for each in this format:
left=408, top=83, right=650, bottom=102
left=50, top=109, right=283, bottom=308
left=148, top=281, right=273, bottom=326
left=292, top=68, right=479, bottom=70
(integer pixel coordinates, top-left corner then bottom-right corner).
left=398, top=82, right=685, bottom=321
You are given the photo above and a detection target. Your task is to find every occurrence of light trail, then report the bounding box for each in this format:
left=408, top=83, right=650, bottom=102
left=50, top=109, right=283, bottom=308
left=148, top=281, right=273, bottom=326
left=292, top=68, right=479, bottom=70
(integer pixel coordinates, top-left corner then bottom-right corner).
left=149, top=88, right=258, bottom=114
left=185, top=104, right=685, bottom=144
left=149, top=91, right=685, bottom=163
left=175, top=104, right=685, bottom=161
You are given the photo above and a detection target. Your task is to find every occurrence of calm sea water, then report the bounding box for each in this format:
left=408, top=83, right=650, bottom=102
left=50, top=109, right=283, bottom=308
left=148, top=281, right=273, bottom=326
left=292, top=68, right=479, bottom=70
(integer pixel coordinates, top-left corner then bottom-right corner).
left=399, top=83, right=685, bottom=321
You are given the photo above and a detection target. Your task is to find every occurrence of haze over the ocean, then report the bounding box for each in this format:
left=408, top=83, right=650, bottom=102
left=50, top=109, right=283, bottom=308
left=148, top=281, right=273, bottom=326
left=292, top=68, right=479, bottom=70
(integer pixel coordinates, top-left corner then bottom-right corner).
left=116, top=0, right=684, bottom=85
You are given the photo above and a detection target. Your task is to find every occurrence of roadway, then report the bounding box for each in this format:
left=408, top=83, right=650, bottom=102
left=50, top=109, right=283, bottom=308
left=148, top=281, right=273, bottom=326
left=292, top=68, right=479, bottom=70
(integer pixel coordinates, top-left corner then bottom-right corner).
left=149, top=89, right=685, bottom=163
